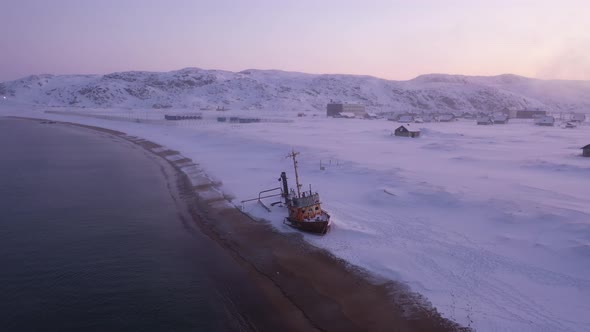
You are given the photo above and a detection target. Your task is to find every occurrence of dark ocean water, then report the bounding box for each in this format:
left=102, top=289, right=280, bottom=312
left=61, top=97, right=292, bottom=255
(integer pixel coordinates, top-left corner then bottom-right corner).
left=0, top=119, right=271, bottom=332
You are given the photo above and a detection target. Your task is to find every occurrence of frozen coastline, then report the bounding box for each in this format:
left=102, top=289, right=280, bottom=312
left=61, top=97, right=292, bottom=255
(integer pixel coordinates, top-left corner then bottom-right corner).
left=3, top=105, right=590, bottom=331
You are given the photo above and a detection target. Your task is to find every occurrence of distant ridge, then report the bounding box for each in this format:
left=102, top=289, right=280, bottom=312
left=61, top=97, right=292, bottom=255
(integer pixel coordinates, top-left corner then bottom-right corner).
left=1, top=68, right=589, bottom=112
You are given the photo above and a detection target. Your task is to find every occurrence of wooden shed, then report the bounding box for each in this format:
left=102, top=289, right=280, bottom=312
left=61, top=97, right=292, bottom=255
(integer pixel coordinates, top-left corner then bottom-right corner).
left=394, top=125, right=420, bottom=138
left=582, top=144, right=590, bottom=157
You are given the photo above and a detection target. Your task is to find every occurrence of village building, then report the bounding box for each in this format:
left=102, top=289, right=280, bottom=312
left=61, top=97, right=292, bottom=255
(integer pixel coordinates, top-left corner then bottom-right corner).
left=164, top=113, right=202, bottom=120
left=493, top=114, right=509, bottom=124
left=238, top=118, right=261, bottom=123
left=535, top=116, right=555, bottom=126
left=564, top=122, right=577, bottom=129
left=476, top=116, right=494, bottom=125
left=571, top=113, right=586, bottom=123
left=516, top=109, right=547, bottom=119
left=501, top=106, right=523, bottom=118
left=452, top=112, right=463, bottom=119
left=397, top=115, right=414, bottom=123
left=336, top=112, right=357, bottom=119
left=582, top=144, right=590, bottom=157
left=437, top=114, right=455, bottom=122
left=326, top=102, right=367, bottom=118
left=394, top=125, right=421, bottom=138
left=422, top=114, right=434, bottom=122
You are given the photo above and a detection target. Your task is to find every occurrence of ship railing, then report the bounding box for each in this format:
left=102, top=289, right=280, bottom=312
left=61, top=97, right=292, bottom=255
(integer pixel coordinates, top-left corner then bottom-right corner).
left=240, top=187, right=283, bottom=212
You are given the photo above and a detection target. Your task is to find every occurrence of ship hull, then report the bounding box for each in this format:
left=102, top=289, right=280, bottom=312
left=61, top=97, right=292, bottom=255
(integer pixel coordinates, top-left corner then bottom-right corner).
left=284, top=216, right=331, bottom=235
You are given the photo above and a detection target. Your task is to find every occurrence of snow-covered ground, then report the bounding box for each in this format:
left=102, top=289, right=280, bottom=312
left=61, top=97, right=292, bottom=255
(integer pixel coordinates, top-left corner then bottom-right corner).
left=3, top=104, right=590, bottom=331
left=3, top=68, right=590, bottom=113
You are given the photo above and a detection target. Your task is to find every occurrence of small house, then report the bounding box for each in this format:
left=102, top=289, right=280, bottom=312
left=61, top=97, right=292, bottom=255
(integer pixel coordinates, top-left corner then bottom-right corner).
left=398, top=115, right=414, bottom=123
left=564, top=122, right=577, bottom=129
left=422, top=115, right=434, bottom=122
left=571, top=113, right=586, bottom=123
left=394, top=125, right=421, bottom=138
left=493, top=114, right=509, bottom=124
left=582, top=144, right=590, bottom=157
left=438, top=114, right=455, bottom=122
left=535, top=116, right=555, bottom=126
left=476, top=116, right=494, bottom=125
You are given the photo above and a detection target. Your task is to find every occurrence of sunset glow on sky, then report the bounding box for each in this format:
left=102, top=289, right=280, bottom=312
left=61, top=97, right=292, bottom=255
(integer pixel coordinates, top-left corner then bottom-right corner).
left=1, top=0, right=589, bottom=81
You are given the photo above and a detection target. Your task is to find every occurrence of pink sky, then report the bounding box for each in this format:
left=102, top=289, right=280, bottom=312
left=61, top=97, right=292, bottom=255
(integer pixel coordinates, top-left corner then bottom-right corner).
left=1, top=0, right=589, bottom=81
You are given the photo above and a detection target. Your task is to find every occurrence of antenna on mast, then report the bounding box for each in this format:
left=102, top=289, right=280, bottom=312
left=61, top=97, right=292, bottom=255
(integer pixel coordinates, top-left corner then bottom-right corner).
left=286, top=148, right=302, bottom=198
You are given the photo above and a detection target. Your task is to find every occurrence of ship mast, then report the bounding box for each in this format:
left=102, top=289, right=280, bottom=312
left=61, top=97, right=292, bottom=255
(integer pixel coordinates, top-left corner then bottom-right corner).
left=287, top=149, right=302, bottom=198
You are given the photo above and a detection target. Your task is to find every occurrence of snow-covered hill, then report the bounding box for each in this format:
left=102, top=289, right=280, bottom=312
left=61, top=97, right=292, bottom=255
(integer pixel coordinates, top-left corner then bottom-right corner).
left=1, top=68, right=589, bottom=113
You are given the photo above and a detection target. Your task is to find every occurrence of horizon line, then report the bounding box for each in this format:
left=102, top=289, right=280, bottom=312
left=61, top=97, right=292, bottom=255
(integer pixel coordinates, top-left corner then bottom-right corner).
left=3, top=67, right=590, bottom=84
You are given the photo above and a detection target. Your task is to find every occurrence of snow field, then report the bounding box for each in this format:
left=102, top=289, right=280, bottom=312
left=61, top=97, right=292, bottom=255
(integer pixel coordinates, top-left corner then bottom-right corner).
left=3, top=105, right=590, bottom=331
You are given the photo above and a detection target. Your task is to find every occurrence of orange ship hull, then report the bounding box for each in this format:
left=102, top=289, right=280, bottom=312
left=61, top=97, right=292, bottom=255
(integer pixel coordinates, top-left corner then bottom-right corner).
left=284, top=211, right=331, bottom=235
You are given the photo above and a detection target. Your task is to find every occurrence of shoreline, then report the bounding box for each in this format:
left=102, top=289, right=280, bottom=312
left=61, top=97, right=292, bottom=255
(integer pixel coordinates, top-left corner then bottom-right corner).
left=11, top=116, right=466, bottom=332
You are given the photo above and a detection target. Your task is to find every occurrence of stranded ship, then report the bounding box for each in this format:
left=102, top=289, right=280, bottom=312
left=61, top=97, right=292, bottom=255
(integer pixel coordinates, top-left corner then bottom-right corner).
left=242, top=149, right=331, bottom=235
left=280, top=150, right=331, bottom=235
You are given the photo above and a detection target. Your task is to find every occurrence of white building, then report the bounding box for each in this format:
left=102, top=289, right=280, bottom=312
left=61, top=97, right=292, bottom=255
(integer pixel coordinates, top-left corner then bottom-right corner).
left=476, top=116, right=494, bottom=125
left=438, top=114, right=455, bottom=122
left=338, top=112, right=357, bottom=119
left=398, top=115, right=414, bottom=123
left=535, top=116, right=555, bottom=126
left=422, top=115, right=434, bottom=122
left=493, top=114, right=509, bottom=124
left=571, top=113, right=586, bottom=123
